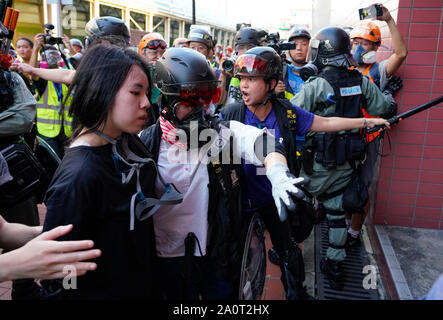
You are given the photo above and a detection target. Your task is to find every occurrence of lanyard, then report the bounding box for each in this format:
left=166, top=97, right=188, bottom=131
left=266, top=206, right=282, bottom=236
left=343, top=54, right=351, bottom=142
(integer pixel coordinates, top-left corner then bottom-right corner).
left=52, top=82, right=63, bottom=103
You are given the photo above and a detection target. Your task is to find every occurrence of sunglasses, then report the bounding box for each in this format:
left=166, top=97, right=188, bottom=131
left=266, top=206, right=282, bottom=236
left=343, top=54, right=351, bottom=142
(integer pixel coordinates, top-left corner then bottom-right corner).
left=145, top=39, right=167, bottom=50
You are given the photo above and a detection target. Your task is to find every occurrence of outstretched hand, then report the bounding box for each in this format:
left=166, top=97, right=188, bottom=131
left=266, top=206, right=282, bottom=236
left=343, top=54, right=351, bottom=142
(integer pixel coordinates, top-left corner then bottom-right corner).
left=266, top=163, right=310, bottom=221
left=4, top=225, right=101, bottom=281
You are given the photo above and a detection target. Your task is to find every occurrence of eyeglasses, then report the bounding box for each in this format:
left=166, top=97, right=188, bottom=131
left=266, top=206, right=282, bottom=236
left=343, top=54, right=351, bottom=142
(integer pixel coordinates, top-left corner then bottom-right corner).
left=144, top=39, right=167, bottom=50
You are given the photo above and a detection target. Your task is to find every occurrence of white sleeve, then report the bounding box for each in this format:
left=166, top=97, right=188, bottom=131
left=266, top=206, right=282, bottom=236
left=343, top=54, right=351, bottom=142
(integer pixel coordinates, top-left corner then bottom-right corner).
left=228, top=120, right=276, bottom=166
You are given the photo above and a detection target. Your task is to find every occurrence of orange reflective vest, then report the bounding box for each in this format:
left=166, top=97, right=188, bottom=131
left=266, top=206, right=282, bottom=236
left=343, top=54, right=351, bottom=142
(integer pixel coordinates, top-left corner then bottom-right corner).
left=351, top=64, right=380, bottom=142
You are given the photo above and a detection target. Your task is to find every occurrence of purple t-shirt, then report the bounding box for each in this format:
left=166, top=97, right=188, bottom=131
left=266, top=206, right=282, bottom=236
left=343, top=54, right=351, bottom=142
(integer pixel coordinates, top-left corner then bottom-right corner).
left=242, top=104, right=314, bottom=211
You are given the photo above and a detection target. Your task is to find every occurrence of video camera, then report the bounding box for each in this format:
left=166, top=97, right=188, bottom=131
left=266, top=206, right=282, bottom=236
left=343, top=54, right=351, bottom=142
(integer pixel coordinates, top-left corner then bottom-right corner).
left=265, top=32, right=296, bottom=57
left=43, top=23, right=63, bottom=45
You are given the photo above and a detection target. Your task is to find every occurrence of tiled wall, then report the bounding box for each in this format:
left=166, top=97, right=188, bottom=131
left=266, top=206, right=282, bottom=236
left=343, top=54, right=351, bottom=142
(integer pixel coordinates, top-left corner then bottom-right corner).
left=374, top=0, right=443, bottom=229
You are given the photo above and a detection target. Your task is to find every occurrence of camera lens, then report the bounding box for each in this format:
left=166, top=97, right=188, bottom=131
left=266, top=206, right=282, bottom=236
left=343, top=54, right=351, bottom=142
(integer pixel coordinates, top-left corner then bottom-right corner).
left=222, top=59, right=234, bottom=72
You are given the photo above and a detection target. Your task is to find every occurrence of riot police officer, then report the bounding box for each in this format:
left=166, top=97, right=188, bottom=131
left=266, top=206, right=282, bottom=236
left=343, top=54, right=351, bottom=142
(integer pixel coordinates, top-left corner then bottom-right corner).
left=290, top=27, right=396, bottom=290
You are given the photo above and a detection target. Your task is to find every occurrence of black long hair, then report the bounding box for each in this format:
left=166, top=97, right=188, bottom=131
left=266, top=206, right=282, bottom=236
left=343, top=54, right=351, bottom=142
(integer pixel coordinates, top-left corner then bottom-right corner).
left=65, top=45, right=151, bottom=139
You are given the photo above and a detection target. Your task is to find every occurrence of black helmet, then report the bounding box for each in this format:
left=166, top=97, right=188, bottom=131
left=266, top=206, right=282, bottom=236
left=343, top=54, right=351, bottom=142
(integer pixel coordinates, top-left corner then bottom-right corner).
left=234, top=27, right=261, bottom=47
left=187, top=28, right=214, bottom=49
left=85, top=16, right=130, bottom=48
left=310, top=26, right=357, bottom=69
left=288, top=27, right=311, bottom=42
left=233, top=46, right=282, bottom=81
left=154, top=47, right=219, bottom=107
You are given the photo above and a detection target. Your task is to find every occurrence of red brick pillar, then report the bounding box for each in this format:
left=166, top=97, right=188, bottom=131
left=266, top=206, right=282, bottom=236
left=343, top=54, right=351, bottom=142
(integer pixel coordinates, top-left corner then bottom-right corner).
left=374, top=0, right=443, bottom=229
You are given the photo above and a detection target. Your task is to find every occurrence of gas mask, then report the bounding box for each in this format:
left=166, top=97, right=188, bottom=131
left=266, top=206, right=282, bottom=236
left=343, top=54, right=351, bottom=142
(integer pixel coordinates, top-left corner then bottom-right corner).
left=351, top=45, right=377, bottom=65
left=94, top=131, right=183, bottom=230
left=168, top=101, right=212, bottom=150
left=42, top=49, right=61, bottom=69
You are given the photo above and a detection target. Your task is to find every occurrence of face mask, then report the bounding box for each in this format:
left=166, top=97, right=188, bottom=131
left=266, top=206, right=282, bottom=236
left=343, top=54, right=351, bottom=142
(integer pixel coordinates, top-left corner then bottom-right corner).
left=351, top=45, right=377, bottom=65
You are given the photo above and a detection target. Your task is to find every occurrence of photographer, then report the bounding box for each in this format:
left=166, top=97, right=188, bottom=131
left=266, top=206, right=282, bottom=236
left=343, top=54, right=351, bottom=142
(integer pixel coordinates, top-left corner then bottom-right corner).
left=346, top=3, right=407, bottom=247
left=274, top=27, right=311, bottom=99
left=28, top=32, right=72, bottom=159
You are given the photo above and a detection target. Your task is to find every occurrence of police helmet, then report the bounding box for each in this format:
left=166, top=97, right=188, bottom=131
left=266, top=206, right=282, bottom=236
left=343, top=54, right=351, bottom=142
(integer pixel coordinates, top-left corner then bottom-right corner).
left=310, top=26, right=357, bottom=69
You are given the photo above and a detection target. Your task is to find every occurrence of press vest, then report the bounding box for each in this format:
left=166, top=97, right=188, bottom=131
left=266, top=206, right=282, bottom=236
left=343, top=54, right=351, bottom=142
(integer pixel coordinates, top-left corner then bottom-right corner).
left=36, top=81, right=72, bottom=138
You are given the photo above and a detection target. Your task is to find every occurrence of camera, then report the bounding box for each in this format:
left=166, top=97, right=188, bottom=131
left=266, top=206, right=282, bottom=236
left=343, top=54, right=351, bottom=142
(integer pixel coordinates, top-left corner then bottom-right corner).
left=266, top=32, right=296, bottom=55
left=221, top=53, right=237, bottom=73
left=43, top=24, right=63, bottom=45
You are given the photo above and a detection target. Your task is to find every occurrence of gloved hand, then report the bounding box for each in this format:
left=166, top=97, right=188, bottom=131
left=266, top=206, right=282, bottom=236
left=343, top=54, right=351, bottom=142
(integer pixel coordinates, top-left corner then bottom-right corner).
left=266, top=163, right=310, bottom=222
left=383, top=76, right=403, bottom=96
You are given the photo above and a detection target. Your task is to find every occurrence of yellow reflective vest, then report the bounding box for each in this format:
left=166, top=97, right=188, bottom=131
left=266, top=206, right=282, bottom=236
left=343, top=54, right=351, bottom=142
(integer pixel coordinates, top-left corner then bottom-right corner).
left=36, top=81, right=72, bottom=138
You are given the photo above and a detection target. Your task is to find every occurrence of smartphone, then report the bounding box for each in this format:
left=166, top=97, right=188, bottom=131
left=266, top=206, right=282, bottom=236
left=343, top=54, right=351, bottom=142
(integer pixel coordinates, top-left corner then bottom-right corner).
left=359, top=4, right=383, bottom=20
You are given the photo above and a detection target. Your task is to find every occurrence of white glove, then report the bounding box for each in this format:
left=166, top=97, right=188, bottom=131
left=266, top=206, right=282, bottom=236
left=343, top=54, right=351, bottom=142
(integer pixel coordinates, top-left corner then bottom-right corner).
left=266, top=163, right=310, bottom=222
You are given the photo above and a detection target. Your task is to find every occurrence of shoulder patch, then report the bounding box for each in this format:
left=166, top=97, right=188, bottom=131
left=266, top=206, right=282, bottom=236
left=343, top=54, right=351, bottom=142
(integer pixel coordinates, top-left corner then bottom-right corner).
left=340, top=85, right=362, bottom=96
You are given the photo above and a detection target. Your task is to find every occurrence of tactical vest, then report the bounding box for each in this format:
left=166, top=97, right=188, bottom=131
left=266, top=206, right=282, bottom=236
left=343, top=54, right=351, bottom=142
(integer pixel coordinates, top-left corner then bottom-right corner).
left=36, top=81, right=72, bottom=138
left=350, top=63, right=381, bottom=142
left=312, top=68, right=366, bottom=170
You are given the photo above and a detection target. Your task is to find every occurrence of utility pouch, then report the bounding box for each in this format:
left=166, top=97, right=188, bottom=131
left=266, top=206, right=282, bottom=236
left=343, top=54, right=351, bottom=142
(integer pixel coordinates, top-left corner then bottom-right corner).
left=0, top=141, right=46, bottom=208
left=346, top=135, right=366, bottom=161
left=336, top=135, right=346, bottom=165
left=301, top=139, right=314, bottom=175
left=323, top=132, right=337, bottom=169
left=314, top=134, right=324, bottom=164
left=342, top=173, right=368, bottom=213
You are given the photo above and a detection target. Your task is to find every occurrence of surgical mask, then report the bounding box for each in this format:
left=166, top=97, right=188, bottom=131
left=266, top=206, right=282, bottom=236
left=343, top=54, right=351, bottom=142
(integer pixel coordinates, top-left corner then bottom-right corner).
left=94, top=131, right=183, bottom=230
left=351, top=45, right=377, bottom=65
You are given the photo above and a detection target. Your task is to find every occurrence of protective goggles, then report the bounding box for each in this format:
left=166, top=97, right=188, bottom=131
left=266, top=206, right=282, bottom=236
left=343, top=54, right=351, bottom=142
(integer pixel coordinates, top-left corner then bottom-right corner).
left=144, top=39, right=167, bottom=50
left=160, top=80, right=221, bottom=105
left=233, top=54, right=267, bottom=77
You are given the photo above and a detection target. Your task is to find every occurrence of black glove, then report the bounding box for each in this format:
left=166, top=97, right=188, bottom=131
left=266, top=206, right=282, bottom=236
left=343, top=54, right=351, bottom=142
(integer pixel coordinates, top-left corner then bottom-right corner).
left=383, top=76, right=403, bottom=96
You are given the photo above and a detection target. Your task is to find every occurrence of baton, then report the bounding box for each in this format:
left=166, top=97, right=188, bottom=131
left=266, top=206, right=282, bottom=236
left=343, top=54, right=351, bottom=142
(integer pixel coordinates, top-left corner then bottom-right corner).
left=367, top=95, right=443, bottom=134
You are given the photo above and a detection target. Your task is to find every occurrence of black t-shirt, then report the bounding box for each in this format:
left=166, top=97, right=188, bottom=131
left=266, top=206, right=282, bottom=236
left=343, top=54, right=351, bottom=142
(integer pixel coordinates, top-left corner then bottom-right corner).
left=43, top=141, right=157, bottom=299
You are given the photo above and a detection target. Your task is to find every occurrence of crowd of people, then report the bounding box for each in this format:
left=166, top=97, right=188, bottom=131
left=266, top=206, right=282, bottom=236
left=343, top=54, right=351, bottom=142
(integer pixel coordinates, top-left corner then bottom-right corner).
left=2, top=3, right=442, bottom=301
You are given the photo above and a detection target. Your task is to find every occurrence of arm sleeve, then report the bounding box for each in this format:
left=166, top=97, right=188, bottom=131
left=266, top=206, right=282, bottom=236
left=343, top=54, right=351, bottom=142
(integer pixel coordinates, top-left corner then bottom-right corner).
left=0, top=73, right=36, bottom=137
left=229, top=120, right=286, bottom=166
left=294, top=105, right=314, bottom=136
left=290, top=79, right=321, bottom=113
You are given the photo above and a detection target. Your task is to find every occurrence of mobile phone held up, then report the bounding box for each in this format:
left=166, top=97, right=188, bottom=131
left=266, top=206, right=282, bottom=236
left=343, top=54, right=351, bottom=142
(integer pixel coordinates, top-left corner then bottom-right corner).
left=359, top=4, right=383, bottom=20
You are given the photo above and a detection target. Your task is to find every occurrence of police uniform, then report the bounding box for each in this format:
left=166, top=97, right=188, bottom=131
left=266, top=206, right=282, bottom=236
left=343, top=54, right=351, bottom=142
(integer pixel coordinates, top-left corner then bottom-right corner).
left=291, top=69, right=394, bottom=264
